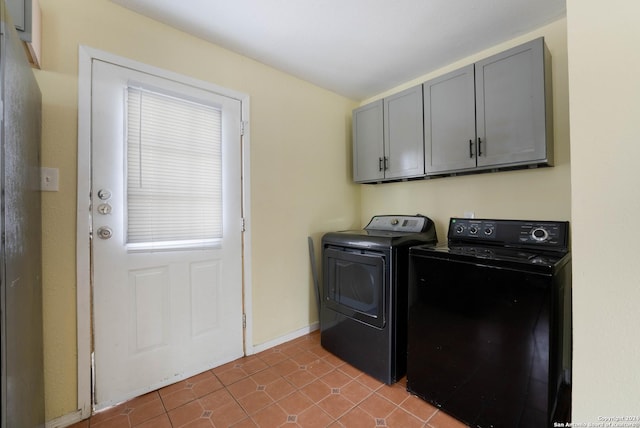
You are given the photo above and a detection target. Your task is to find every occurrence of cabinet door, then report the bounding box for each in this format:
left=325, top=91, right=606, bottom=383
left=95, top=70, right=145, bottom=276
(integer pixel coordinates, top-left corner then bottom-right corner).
left=353, top=100, right=385, bottom=183
left=6, top=0, right=33, bottom=42
left=424, top=65, right=477, bottom=174
left=383, top=85, right=425, bottom=180
left=475, top=38, right=549, bottom=168
left=6, top=0, right=25, bottom=30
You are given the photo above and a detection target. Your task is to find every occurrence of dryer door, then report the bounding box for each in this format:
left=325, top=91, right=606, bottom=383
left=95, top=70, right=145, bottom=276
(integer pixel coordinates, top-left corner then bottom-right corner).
left=323, top=247, right=386, bottom=328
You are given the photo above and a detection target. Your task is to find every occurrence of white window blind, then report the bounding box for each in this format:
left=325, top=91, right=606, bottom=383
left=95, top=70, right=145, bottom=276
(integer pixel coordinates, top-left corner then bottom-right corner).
left=126, top=87, right=222, bottom=249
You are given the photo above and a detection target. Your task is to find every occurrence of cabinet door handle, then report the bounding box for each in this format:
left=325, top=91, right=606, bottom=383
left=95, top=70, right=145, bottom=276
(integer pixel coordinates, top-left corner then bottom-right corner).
left=379, top=157, right=383, bottom=171
left=469, top=140, right=474, bottom=158
left=478, top=137, right=483, bottom=157
left=384, top=157, right=388, bottom=170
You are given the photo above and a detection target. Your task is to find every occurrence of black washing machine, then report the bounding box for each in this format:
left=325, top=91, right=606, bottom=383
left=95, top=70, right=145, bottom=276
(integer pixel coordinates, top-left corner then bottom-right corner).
left=407, top=218, right=572, bottom=427
left=321, top=215, right=437, bottom=384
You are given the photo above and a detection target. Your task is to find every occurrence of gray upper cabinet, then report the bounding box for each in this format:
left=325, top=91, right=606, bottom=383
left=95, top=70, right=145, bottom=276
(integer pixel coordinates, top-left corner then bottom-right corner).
left=424, top=37, right=553, bottom=176
left=383, top=85, right=424, bottom=180
left=424, top=64, right=477, bottom=174
left=353, top=85, right=424, bottom=183
left=6, top=0, right=41, bottom=67
left=353, top=100, right=385, bottom=183
left=7, top=0, right=32, bottom=41
left=476, top=38, right=552, bottom=169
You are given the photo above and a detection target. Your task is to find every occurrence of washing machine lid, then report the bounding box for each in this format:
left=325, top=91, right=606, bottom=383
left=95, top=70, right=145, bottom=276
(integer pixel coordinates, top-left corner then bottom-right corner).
left=411, top=241, right=571, bottom=275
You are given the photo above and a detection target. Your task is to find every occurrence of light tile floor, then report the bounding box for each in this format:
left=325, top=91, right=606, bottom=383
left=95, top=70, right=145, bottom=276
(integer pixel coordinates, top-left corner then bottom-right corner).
left=69, top=330, right=468, bottom=427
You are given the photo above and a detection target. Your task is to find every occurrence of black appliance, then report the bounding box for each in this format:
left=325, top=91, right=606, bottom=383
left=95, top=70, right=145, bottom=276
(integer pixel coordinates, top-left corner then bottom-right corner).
left=407, top=218, right=571, bottom=428
left=321, top=215, right=437, bottom=384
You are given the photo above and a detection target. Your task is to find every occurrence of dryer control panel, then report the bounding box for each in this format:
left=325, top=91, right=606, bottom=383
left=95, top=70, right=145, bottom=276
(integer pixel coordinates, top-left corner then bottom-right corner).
left=365, top=215, right=434, bottom=233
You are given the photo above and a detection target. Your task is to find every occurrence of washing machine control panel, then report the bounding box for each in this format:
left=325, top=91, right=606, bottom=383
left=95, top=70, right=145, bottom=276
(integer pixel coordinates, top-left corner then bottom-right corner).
left=449, top=218, right=569, bottom=250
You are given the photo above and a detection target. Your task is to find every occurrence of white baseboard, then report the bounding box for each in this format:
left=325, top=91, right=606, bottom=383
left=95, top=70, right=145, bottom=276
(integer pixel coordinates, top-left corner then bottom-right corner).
left=46, top=410, right=83, bottom=428
left=249, top=322, right=319, bottom=355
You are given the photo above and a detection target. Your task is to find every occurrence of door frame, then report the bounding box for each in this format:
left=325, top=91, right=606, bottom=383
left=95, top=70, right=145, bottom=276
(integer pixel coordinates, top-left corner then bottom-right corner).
left=76, top=46, right=253, bottom=418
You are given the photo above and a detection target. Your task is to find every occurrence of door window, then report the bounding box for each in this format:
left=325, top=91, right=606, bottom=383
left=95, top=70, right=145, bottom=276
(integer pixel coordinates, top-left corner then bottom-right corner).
left=126, top=87, right=223, bottom=251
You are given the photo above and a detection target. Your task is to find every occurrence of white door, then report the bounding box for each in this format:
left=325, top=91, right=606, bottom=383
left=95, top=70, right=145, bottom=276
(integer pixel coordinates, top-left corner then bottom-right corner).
left=90, top=59, right=244, bottom=410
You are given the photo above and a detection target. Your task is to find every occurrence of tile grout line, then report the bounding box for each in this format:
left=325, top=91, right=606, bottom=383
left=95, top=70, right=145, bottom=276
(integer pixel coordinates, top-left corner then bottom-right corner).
left=81, top=331, right=461, bottom=428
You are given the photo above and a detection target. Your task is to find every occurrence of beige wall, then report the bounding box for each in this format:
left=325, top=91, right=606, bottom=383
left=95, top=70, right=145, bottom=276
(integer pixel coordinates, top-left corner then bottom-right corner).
left=567, top=0, right=640, bottom=422
left=35, top=0, right=358, bottom=420
left=359, top=19, right=570, bottom=240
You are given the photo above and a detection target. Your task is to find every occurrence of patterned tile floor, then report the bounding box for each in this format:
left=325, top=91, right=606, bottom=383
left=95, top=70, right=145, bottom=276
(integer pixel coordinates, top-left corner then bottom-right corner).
left=69, top=330, right=467, bottom=427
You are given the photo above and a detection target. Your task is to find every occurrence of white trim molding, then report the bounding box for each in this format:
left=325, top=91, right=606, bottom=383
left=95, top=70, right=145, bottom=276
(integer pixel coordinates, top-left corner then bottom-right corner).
left=250, top=322, right=320, bottom=355
left=45, top=410, right=83, bottom=428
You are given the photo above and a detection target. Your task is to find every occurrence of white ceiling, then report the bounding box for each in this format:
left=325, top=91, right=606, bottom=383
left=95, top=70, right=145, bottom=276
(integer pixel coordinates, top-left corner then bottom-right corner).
left=110, top=0, right=566, bottom=100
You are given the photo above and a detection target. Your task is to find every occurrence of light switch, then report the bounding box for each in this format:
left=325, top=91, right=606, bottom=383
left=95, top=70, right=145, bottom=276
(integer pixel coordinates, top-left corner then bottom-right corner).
left=40, top=167, right=59, bottom=191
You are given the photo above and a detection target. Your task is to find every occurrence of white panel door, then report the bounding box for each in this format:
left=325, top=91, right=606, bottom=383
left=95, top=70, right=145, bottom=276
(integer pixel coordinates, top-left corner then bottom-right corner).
left=91, top=59, right=244, bottom=410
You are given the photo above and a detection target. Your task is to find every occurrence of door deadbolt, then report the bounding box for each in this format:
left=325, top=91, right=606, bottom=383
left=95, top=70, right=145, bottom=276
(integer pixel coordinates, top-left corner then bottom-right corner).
left=97, top=189, right=112, bottom=200
left=97, top=226, right=113, bottom=240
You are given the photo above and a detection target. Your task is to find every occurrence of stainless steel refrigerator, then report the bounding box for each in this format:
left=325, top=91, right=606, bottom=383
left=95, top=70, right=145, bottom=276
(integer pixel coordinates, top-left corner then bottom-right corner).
left=0, top=0, right=44, bottom=426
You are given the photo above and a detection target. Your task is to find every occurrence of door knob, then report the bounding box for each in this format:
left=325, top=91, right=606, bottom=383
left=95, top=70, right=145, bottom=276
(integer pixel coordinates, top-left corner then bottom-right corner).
left=97, top=226, right=113, bottom=240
